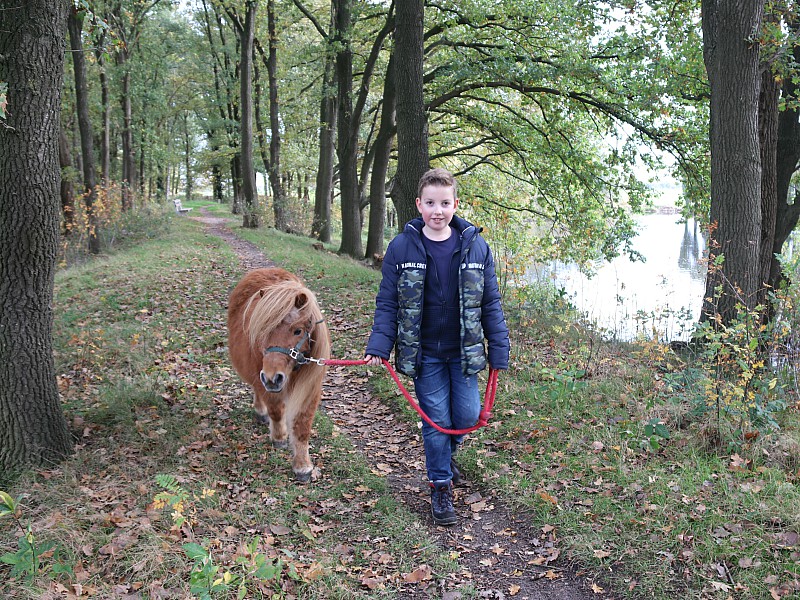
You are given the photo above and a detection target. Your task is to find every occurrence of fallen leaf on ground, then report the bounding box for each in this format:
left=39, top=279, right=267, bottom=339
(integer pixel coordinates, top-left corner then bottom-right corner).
left=269, top=524, right=292, bottom=536
left=403, top=564, right=433, bottom=583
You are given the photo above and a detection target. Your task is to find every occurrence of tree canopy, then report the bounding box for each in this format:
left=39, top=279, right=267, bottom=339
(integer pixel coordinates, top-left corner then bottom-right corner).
left=6, top=0, right=800, bottom=317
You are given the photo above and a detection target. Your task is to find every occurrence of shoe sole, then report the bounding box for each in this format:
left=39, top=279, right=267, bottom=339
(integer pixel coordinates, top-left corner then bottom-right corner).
left=431, top=511, right=457, bottom=526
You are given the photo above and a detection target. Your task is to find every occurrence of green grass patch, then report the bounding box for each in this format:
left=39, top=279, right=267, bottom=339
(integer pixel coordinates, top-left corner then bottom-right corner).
left=1, top=212, right=459, bottom=598
left=452, top=332, right=800, bottom=598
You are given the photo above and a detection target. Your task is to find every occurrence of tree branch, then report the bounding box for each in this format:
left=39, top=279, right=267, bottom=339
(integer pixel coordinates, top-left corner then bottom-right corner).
left=291, top=0, right=328, bottom=40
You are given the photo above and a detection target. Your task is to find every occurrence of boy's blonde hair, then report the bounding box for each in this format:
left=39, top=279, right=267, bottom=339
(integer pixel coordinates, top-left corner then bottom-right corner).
left=417, top=168, right=457, bottom=198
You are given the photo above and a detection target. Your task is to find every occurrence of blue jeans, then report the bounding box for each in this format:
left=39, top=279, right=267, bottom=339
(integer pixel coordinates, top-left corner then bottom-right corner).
left=413, top=355, right=480, bottom=485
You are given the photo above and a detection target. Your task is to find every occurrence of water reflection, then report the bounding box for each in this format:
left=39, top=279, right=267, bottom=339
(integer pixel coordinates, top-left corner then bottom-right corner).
left=678, top=219, right=705, bottom=277
left=529, top=213, right=707, bottom=341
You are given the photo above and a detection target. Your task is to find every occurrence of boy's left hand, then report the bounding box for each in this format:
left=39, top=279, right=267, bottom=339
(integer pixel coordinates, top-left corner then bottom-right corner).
left=364, top=354, right=383, bottom=366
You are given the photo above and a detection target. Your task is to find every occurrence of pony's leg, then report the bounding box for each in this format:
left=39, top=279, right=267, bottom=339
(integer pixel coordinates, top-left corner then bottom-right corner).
left=253, top=388, right=288, bottom=449
left=252, top=388, right=269, bottom=424
left=290, top=400, right=319, bottom=482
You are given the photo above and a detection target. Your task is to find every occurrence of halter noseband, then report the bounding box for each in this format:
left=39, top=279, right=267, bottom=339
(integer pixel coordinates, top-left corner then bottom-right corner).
left=261, top=319, right=325, bottom=371
left=264, top=333, right=312, bottom=370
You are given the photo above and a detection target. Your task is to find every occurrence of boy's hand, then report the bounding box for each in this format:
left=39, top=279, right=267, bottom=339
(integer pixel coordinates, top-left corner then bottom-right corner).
left=364, top=354, right=383, bottom=366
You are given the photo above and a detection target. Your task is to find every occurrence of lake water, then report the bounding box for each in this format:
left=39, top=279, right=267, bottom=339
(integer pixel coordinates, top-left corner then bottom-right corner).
left=527, top=213, right=708, bottom=341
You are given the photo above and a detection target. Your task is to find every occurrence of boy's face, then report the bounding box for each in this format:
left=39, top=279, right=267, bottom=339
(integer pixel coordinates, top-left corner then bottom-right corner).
left=416, top=184, right=458, bottom=235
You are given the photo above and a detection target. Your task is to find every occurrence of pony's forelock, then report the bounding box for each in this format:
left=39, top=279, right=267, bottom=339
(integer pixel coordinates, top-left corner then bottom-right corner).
left=244, top=279, right=325, bottom=350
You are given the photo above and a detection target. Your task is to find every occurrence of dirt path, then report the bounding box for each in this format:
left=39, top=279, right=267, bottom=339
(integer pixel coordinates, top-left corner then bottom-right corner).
left=194, top=211, right=616, bottom=600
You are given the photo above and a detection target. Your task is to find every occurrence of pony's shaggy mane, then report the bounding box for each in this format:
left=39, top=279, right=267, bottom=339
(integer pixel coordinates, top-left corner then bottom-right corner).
left=242, top=279, right=326, bottom=350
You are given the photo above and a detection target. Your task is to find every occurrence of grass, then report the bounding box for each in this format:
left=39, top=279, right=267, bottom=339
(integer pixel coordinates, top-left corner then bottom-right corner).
left=2, top=200, right=800, bottom=599
left=454, top=319, right=800, bottom=598
left=1, top=204, right=452, bottom=599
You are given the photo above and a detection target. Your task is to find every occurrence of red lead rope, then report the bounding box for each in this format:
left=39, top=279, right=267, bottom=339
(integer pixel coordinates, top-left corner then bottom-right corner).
left=322, top=357, right=499, bottom=436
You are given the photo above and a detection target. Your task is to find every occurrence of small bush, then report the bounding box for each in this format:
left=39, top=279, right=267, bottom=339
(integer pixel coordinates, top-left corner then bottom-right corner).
left=60, top=184, right=172, bottom=267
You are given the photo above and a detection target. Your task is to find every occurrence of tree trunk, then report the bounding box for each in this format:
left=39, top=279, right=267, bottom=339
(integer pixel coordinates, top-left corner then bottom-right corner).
left=200, top=0, right=232, bottom=206
left=769, top=17, right=800, bottom=294
left=95, top=45, right=111, bottom=186
left=266, top=0, right=289, bottom=232
left=212, top=161, right=224, bottom=202
left=118, top=57, right=136, bottom=211
left=392, top=0, right=428, bottom=229
left=138, top=114, right=147, bottom=200
left=254, top=69, right=271, bottom=192
left=59, top=127, right=76, bottom=236
left=700, top=0, right=763, bottom=322
left=335, top=0, right=363, bottom=257
left=366, top=52, right=397, bottom=260
left=240, top=1, right=260, bottom=228
left=757, top=63, right=779, bottom=311
left=0, top=0, right=74, bottom=472
left=231, top=154, right=242, bottom=214
left=68, top=7, right=100, bottom=254
left=184, top=112, right=193, bottom=202
left=312, top=31, right=337, bottom=243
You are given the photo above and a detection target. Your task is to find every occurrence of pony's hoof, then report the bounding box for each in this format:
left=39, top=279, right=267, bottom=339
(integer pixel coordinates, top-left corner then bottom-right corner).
left=271, top=439, right=289, bottom=450
left=294, top=469, right=313, bottom=484
left=254, top=412, right=269, bottom=425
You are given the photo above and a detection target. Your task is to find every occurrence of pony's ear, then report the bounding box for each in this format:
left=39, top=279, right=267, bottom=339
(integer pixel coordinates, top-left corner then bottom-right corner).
left=259, top=288, right=266, bottom=298
left=294, top=292, right=308, bottom=309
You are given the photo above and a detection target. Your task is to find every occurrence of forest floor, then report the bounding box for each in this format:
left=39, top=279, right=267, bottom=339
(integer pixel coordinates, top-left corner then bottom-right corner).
left=195, top=209, right=614, bottom=600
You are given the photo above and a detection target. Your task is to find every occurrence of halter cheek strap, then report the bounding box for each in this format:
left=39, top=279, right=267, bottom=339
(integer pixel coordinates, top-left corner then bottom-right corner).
left=264, top=339, right=310, bottom=370
left=263, top=323, right=320, bottom=369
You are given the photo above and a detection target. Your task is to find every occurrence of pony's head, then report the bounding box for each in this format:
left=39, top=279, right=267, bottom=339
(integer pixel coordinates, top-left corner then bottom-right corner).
left=243, top=280, right=328, bottom=393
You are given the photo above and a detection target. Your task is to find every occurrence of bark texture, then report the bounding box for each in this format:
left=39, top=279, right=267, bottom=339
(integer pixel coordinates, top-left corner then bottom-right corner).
left=335, top=0, right=363, bottom=258
left=312, top=44, right=337, bottom=243
left=68, top=7, right=100, bottom=254
left=240, top=1, right=260, bottom=228
left=701, top=0, right=763, bottom=321
left=265, top=0, right=288, bottom=232
left=366, top=52, right=397, bottom=259
left=392, top=0, right=428, bottom=229
left=771, top=16, right=800, bottom=294
left=0, top=0, right=74, bottom=472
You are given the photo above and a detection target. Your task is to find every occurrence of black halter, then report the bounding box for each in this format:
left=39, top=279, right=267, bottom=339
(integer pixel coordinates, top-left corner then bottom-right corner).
left=262, top=317, right=326, bottom=370
left=263, top=330, right=313, bottom=370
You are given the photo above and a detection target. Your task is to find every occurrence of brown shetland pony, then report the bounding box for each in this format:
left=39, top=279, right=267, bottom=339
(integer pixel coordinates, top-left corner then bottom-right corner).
left=227, top=268, right=330, bottom=482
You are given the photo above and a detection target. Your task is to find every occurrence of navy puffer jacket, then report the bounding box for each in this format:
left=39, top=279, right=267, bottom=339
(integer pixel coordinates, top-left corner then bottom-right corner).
left=366, top=215, right=510, bottom=377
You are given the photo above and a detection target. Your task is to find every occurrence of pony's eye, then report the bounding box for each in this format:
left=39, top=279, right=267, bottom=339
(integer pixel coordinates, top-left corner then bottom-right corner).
left=293, top=329, right=303, bottom=336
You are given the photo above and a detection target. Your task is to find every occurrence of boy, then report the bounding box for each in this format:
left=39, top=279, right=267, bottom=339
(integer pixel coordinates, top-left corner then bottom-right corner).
left=365, top=168, right=510, bottom=526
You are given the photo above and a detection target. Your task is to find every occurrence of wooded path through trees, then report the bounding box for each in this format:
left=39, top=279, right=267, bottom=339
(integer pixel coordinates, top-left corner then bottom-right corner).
left=196, top=208, right=614, bottom=599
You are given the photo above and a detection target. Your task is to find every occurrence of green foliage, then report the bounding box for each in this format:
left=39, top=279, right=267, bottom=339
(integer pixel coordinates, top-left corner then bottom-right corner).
left=153, top=474, right=194, bottom=529
left=535, top=364, right=588, bottom=409
left=153, top=476, right=295, bottom=598
left=0, top=491, right=72, bottom=583
left=643, top=417, right=671, bottom=451
left=664, top=302, right=787, bottom=450
left=424, top=0, right=708, bottom=264
left=183, top=538, right=292, bottom=600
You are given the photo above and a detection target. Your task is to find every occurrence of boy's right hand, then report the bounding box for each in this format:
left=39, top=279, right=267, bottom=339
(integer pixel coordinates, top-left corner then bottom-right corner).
left=364, top=354, right=383, bottom=366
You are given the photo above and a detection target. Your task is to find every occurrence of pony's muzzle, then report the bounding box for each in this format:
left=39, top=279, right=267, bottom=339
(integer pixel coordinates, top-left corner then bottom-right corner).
left=260, top=370, right=286, bottom=392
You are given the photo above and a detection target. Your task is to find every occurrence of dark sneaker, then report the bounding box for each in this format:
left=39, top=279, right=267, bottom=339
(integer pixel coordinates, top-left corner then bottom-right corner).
left=450, top=458, right=462, bottom=485
left=430, top=483, right=456, bottom=526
